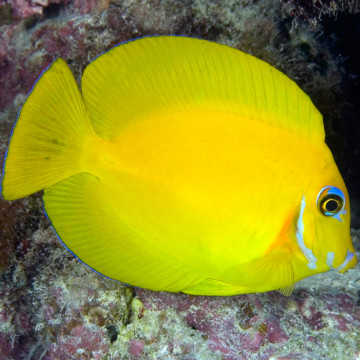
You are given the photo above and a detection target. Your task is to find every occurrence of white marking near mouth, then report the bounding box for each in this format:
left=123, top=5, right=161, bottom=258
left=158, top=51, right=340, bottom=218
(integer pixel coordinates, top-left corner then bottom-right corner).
left=336, top=249, right=355, bottom=271
left=296, top=195, right=318, bottom=270
left=326, top=252, right=335, bottom=269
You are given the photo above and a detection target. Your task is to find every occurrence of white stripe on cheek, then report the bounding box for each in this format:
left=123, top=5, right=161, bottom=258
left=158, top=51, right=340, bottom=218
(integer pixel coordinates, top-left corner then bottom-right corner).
left=296, top=195, right=318, bottom=270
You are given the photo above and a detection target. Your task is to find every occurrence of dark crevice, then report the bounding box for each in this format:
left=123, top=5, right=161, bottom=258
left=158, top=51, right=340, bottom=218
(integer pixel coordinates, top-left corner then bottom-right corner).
left=319, top=13, right=360, bottom=226
left=106, top=325, right=119, bottom=343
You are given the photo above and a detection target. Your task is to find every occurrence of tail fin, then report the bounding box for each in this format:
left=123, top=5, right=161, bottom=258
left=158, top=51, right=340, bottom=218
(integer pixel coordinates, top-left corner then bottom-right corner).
left=1, top=58, right=94, bottom=200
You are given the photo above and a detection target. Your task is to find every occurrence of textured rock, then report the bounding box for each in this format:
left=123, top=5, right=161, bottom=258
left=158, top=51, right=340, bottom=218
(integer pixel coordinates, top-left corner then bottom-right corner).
left=282, top=0, right=360, bottom=28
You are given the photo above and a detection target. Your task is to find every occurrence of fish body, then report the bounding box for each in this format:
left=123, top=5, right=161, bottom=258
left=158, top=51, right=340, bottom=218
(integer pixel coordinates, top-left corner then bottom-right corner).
left=1, top=36, right=356, bottom=295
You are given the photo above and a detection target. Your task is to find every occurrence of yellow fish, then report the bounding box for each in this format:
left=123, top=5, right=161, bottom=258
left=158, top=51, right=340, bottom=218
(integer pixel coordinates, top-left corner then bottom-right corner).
left=1, top=36, right=357, bottom=295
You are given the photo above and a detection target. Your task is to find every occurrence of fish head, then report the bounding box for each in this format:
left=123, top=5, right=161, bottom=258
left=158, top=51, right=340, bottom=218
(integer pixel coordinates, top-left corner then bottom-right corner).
left=301, top=165, right=357, bottom=275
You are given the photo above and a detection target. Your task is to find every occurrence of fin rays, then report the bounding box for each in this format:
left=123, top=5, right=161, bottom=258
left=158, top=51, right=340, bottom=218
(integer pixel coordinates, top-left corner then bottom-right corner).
left=43, top=172, right=203, bottom=292
left=82, top=36, right=324, bottom=142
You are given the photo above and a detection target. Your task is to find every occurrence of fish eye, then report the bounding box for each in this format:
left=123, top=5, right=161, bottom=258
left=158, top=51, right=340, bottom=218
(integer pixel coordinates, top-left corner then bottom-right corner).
left=316, top=186, right=345, bottom=216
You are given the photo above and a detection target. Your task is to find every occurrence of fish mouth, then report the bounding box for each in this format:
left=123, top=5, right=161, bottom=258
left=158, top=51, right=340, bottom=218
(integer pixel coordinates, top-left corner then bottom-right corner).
left=337, top=249, right=357, bottom=273
left=326, top=249, right=357, bottom=273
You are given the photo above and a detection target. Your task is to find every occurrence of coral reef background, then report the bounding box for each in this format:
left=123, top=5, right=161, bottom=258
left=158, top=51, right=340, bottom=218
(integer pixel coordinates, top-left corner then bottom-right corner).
left=0, top=0, right=359, bottom=359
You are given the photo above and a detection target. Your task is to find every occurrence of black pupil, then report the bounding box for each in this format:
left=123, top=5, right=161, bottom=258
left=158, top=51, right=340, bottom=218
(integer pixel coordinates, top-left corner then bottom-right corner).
left=325, top=199, right=339, bottom=212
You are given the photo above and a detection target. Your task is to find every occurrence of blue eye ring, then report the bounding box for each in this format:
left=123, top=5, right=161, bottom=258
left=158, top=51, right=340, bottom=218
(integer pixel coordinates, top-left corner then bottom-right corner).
left=316, top=186, right=345, bottom=217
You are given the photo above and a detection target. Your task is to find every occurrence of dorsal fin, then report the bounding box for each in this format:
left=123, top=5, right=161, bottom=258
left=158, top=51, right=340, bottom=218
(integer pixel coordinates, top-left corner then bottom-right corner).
left=81, top=36, right=324, bottom=142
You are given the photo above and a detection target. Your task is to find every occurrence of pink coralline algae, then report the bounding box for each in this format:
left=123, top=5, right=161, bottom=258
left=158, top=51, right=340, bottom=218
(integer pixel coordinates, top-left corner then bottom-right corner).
left=133, top=288, right=360, bottom=359
left=1, top=0, right=100, bottom=20
left=3, top=0, right=63, bottom=19
left=44, top=325, right=109, bottom=360
left=128, top=339, right=145, bottom=357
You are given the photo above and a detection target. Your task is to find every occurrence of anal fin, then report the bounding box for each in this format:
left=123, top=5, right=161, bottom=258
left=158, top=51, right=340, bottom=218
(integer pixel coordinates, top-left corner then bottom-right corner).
left=183, top=278, right=251, bottom=296
left=43, top=172, right=202, bottom=292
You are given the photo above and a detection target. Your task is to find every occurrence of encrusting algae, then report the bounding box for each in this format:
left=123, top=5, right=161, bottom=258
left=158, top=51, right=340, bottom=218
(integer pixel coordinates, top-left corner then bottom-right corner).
left=1, top=36, right=357, bottom=295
